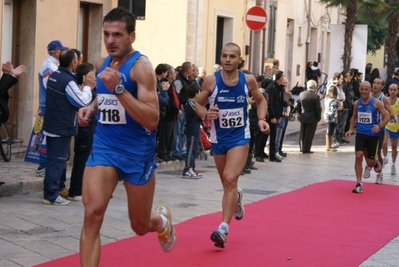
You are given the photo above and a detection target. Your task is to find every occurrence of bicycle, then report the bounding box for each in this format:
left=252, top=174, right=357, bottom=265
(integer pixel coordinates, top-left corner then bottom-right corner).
left=0, top=122, right=14, bottom=162
left=316, top=72, right=328, bottom=100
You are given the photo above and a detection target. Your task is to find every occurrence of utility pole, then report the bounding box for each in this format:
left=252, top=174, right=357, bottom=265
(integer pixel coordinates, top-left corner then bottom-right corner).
left=251, top=0, right=263, bottom=76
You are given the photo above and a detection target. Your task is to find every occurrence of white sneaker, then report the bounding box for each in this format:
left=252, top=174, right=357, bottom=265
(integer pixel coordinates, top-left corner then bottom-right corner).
left=275, top=153, right=284, bottom=160
left=375, top=172, right=383, bottom=184
left=383, top=157, right=389, bottom=165
left=182, top=168, right=199, bottom=179
left=36, top=168, right=45, bottom=177
left=43, top=195, right=70, bottom=205
left=69, top=195, right=82, bottom=201
left=391, top=165, right=396, bottom=175
left=363, top=166, right=371, bottom=179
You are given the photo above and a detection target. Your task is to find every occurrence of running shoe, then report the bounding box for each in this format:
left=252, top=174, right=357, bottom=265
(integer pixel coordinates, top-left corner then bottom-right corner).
left=156, top=205, right=176, bottom=252
left=42, top=195, right=70, bottom=205
left=210, top=225, right=228, bottom=248
left=363, top=166, right=371, bottom=179
left=375, top=172, right=383, bottom=185
left=234, top=187, right=244, bottom=220
left=351, top=183, right=363, bottom=193
left=383, top=157, right=389, bottom=166
left=391, top=165, right=396, bottom=175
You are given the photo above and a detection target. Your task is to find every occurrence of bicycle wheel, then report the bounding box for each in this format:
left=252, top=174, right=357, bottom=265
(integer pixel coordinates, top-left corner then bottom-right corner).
left=0, top=123, right=12, bottom=162
left=317, top=84, right=327, bottom=100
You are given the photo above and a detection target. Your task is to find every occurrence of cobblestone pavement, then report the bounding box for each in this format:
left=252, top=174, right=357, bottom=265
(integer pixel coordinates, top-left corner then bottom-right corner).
left=0, top=122, right=398, bottom=266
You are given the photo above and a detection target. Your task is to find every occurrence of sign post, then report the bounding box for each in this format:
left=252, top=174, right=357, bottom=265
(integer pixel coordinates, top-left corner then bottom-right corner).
left=246, top=6, right=267, bottom=75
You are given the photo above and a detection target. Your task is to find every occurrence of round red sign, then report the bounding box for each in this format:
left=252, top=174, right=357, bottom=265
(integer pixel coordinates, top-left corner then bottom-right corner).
left=246, top=6, right=267, bottom=31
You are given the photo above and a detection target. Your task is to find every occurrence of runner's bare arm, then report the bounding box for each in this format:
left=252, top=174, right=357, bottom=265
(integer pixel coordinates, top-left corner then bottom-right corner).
left=195, top=75, right=218, bottom=121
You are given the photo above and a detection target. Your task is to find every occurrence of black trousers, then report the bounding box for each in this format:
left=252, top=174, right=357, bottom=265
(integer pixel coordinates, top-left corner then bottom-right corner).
left=299, top=122, right=318, bottom=153
left=157, top=119, right=176, bottom=158
left=69, top=128, right=94, bottom=197
left=267, top=121, right=277, bottom=160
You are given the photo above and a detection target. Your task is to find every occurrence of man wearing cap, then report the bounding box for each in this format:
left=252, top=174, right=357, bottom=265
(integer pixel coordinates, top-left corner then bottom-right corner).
left=36, top=40, right=69, bottom=194
left=384, top=69, right=399, bottom=96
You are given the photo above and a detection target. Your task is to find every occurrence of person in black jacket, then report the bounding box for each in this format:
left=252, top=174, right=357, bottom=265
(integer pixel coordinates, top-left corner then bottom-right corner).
left=265, top=71, right=285, bottom=162
left=0, top=61, right=25, bottom=124
left=297, top=80, right=322, bottom=153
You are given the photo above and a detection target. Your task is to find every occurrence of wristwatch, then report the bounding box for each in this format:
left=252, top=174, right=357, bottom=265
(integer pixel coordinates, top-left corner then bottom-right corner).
left=114, top=84, right=125, bottom=95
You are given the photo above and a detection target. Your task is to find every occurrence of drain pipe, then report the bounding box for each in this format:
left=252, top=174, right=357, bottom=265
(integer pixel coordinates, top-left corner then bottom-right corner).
left=306, top=0, right=312, bottom=64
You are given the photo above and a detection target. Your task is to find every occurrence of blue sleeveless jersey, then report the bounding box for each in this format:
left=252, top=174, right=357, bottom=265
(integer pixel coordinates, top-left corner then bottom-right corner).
left=93, top=51, right=156, bottom=161
left=357, top=97, right=379, bottom=137
left=208, top=70, right=250, bottom=143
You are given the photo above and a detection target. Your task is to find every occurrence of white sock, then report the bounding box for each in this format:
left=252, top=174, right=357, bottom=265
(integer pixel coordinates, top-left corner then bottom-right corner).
left=219, top=222, right=229, bottom=231
left=158, top=214, right=167, bottom=232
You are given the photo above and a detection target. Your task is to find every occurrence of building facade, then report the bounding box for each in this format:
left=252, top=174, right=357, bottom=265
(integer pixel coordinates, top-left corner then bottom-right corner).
left=1, top=0, right=343, bottom=147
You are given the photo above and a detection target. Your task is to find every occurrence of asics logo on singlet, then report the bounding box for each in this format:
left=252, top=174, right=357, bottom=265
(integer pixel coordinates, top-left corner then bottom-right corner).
left=220, top=89, right=230, bottom=93
left=222, top=111, right=241, bottom=117
left=98, top=97, right=119, bottom=106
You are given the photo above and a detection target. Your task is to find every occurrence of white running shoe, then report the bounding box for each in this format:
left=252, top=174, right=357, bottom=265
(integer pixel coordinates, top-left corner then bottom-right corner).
left=383, top=157, right=389, bottom=165
left=363, top=166, right=371, bottom=179
left=234, top=188, right=244, bottom=220
left=375, top=172, right=383, bottom=184
left=210, top=225, right=228, bottom=248
left=391, top=165, right=396, bottom=175
left=156, top=205, right=176, bottom=252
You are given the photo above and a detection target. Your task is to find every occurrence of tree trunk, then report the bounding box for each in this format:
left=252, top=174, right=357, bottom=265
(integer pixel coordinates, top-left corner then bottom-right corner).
left=386, top=15, right=398, bottom=80
left=342, top=0, right=357, bottom=70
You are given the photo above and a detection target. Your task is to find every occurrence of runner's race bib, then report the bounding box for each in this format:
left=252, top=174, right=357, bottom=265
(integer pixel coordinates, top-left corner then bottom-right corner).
left=97, top=94, right=126, bottom=124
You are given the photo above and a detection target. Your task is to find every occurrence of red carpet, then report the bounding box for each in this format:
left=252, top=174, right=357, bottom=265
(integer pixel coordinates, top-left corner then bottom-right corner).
left=35, top=180, right=399, bottom=267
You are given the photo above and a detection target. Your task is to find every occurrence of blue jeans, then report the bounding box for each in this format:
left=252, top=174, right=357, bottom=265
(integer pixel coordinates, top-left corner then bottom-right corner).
left=43, top=136, right=71, bottom=202
left=173, top=110, right=186, bottom=157
left=184, top=135, right=199, bottom=172
left=275, top=117, right=285, bottom=152
left=336, top=110, right=348, bottom=141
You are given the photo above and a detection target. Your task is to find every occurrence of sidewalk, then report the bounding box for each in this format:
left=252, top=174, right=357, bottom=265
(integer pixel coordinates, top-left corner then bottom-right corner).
left=0, top=119, right=304, bottom=198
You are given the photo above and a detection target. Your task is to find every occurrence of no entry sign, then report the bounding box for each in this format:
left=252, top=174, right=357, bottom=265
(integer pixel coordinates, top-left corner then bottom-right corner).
left=246, top=6, right=267, bottom=31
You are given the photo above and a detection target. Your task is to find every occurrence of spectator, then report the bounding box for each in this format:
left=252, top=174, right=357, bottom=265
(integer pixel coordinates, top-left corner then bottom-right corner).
left=365, top=63, right=372, bottom=82
left=36, top=40, right=69, bottom=178
left=305, top=61, right=313, bottom=82
left=327, top=72, right=345, bottom=148
left=68, top=63, right=97, bottom=202
left=263, top=65, right=273, bottom=80
left=309, top=61, right=321, bottom=84
left=324, top=85, right=341, bottom=151
left=297, top=80, right=322, bottom=153
left=278, top=77, right=294, bottom=157
left=254, top=78, right=272, bottom=162
left=352, top=71, right=362, bottom=100
left=383, top=69, right=399, bottom=96
left=173, top=62, right=194, bottom=160
left=369, top=68, right=380, bottom=86
left=42, top=49, right=94, bottom=205
left=154, top=63, right=170, bottom=162
left=1, top=61, right=25, bottom=125
left=272, top=59, right=280, bottom=75
left=157, top=65, right=181, bottom=162
left=341, top=70, right=355, bottom=142
left=191, top=64, right=199, bottom=81
left=182, top=83, right=203, bottom=178
left=238, top=59, right=246, bottom=70
left=266, top=70, right=285, bottom=162
left=196, top=67, right=207, bottom=88
left=213, top=64, right=222, bottom=73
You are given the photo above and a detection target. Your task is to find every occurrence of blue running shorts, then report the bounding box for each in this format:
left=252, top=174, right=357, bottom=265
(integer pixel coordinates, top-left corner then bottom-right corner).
left=86, top=152, right=157, bottom=185
left=385, top=128, right=399, bottom=140
left=211, top=139, right=250, bottom=155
